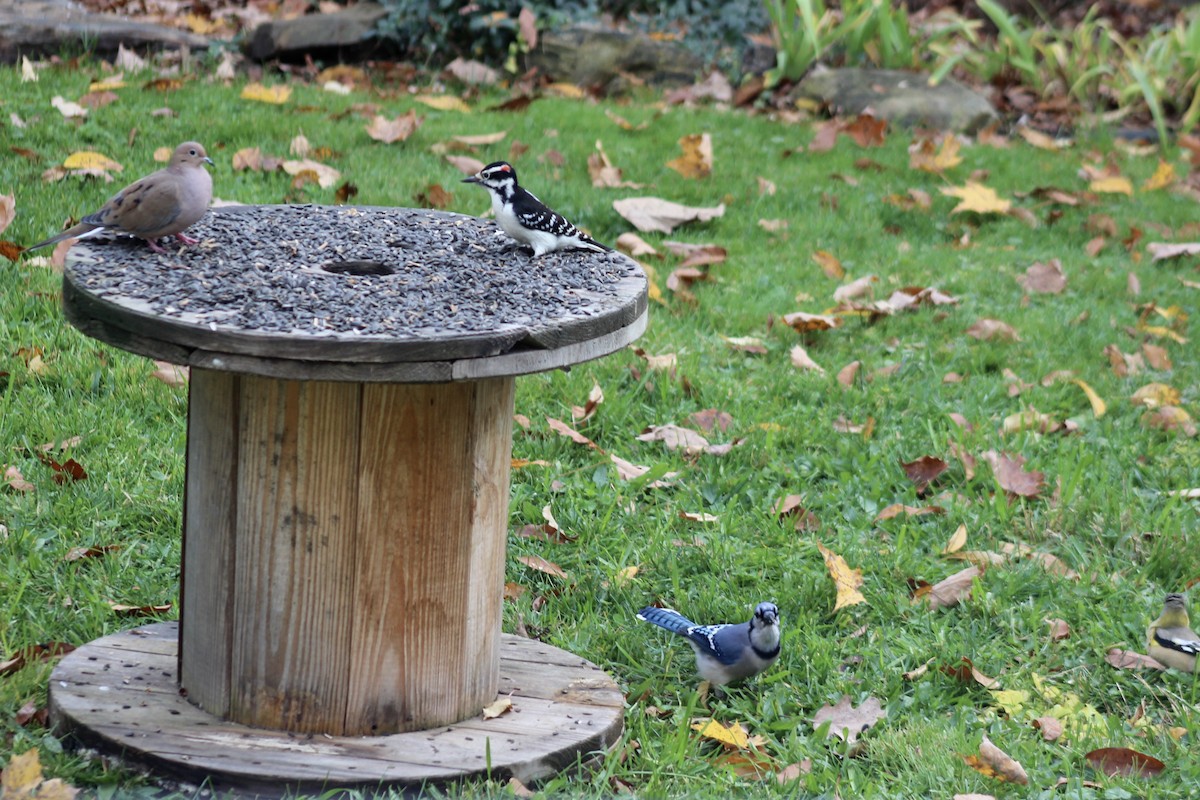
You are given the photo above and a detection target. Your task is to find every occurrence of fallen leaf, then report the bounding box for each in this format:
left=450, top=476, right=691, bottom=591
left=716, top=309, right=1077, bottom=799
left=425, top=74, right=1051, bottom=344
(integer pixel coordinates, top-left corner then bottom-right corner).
left=981, top=450, right=1045, bottom=498
left=1033, top=716, right=1064, bottom=742
left=721, top=335, right=767, bottom=355
left=680, top=511, right=719, bottom=523
left=1148, top=242, right=1200, bottom=261
left=414, top=94, right=471, bottom=112
left=812, top=695, right=885, bottom=752
left=1089, top=176, right=1133, bottom=196
left=837, top=361, right=861, bottom=388
left=942, top=524, right=968, bottom=554
left=900, top=455, right=948, bottom=494
left=110, top=603, right=172, bottom=617
left=1131, top=382, right=1180, bottom=408
left=1016, top=259, right=1066, bottom=294
left=919, top=565, right=981, bottom=609
left=0, top=194, right=14, bottom=236
left=812, top=249, right=844, bottom=279
left=365, top=111, right=424, bottom=144
left=547, top=416, right=604, bottom=452
left=977, top=735, right=1028, bottom=784
left=691, top=718, right=750, bottom=749
left=281, top=159, right=340, bottom=189
left=776, top=760, right=811, bottom=784
left=240, top=82, right=291, bottom=104
left=790, top=345, right=825, bottom=373
left=687, top=408, right=732, bottom=433
left=65, top=544, right=120, bottom=562
left=941, top=181, right=1012, bottom=214
left=0, top=642, right=75, bottom=677
left=942, top=656, right=999, bottom=689
left=909, top=135, right=962, bottom=173
left=816, top=542, right=865, bottom=610
left=840, top=114, right=888, bottom=147
left=1106, top=648, right=1167, bottom=671
left=3, top=465, right=35, bottom=493
left=876, top=503, right=944, bottom=521
left=1046, top=618, right=1070, bottom=640
left=571, top=381, right=604, bottom=423
left=616, top=232, right=659, bottom=257
left=1142, top=160, right=1177, bottom=191
left=1084, top=747, right=1165, bottom=778
left=612, top=197, right=725, bottom=234
left=62, top=151, right=123, bottom=172
left=516, top=554, right=569, bottom=580
left=1142, top=343, right=1172, bottom=371
left=51, top=95, right=87, bottom=118
left=481, top=696, right=514, bottom=719
left=783, top=311, right=840, bottom=333
left=666, top=132, right=713, bottom=179
left=445, top=154, right=485, bottom=176
left=1073, top=379, right=1106, bottom=418
left=1142, top=406, right=1197, bottom=437
left=446, top=58, right=499, bottom=86
left=966, top=319, right=1019, bottom=341
left=833, top=274, right=877, bottom=302
left=151, top=360, right=188, bottom=387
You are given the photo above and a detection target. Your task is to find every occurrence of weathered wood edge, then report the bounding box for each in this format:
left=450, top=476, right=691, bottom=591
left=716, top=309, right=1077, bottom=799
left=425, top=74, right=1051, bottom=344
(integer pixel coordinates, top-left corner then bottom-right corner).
left=49, top=623, right=626, bottom=793
left=63, top=288, right=648, bottom=383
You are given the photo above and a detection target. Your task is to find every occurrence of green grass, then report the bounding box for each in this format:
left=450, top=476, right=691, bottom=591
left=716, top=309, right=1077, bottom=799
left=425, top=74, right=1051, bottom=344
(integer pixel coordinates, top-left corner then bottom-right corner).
left=2, top=56, right=1200, bottom=799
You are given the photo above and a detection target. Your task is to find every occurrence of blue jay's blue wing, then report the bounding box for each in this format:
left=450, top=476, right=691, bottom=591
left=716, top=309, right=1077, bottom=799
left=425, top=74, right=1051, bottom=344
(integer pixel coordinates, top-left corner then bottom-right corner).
left=637, top=607, right=746, bottom=666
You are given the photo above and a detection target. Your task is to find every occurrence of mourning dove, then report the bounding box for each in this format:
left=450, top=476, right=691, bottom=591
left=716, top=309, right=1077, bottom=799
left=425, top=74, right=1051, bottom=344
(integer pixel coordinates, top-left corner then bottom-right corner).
left=1148, top=592, right=1200, bottom=672
left=27, top=141, right=214, bottom=255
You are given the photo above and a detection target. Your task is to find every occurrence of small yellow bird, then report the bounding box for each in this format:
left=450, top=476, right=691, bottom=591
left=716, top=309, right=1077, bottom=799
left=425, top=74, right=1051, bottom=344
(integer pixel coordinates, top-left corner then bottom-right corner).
left=1147, top=593, right=1200, bottom=672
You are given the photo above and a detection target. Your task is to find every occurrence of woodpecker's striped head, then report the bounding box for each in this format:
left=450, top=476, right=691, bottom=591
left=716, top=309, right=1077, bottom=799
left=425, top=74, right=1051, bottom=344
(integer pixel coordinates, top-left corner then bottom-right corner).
left=463, top=161, right=518, bottom=192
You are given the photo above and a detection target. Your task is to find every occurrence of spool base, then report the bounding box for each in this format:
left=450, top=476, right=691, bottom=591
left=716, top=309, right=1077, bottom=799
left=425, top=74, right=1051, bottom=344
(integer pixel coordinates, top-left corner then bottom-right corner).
left=49, top=623, right=625, bottom=795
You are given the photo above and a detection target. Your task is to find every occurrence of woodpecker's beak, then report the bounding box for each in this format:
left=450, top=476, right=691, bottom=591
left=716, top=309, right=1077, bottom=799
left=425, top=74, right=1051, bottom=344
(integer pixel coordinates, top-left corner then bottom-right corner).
left=462, top=174, right=481, bottom=184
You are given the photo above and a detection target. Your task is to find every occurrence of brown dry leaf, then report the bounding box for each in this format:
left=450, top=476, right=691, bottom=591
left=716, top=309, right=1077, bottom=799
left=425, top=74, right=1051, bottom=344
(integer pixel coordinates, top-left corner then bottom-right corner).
left=976, top=735, right=1028, bottom=784
left=616, top=232, right=659, bottom=258
left=415, top=183, right=454, bottom=209
left=1142, top=406, right=1197, bottom=437
left=942, top=524, right=968, bottom=554
left=757, top=176, right=777, bottom=196
left=281, top=159, right=340, bottom=189
left=0, top=193, right=15, bottom=236
left=812, top=249, right=844, bottom=279
left=4, top=465, right=35, bottom=493
left=837, top=361, right=861, bottom=388
left=1001, top=409, right=1061, bottom=436
left=876, top=503, right=945, bottom=521
left=942, top=656, right=999, bottom=688
left=1148, top=242, right=1200, bottom=261
left=1015, top=259, right=1066, bottom=294
left=1033, top=716, right=1064, bottom=742
left=721, top=335, right=767, bottom=355
left=588, top=141, right=641, bottom=189
left=666, top=133, right=713, bottom=179
left=232, top=147, right=264, bottom=171
left=680, top=511, right=719, bottom=524
left=241, top=82, right=291, bottom=104
left=507, top=776, right=534, bottom=798
left=966, top=319, right=1020, bottom=341
left=547, top=416, right=604, bottom=452
left=633, top=348, right=677, bottom=373
left=758, top=218, right=788, bottom=233
left=367, top=111, right=424, bottom=145
left=446, top=58, right=499, bottom=86
left=776, top=760, right=811, bottom=784
left=65, top=544, right=121, bottom=562
left=414, top=94, right=472, bottom=112
left=981, top=450, right=1045, bottom=498
left=481, top=696, right=514, bottom=719
left=445, top=155, right=485, bottom=176
left=790, top=345, right=825, bottom=373
left=783, top=311, right=840, bottom=333
left=900, top=455, right=948, bottom=494
left=1142, top=343, right=1172, bottom=371
left=687, top=408, right=733, bottom=433
left=516, top=554, right=569, bottom=580
left=612, top=197, right=725, bottom=234
left=1084, top=748, right=1165, bottom=778
left=571, top=381, right=604, bottom=423
left=816, top=541, right=865, bottom=610
left=1106, top=648, right=1167, bottom=671
left=812, top=695, right=885, bottom=751
left=941, top=182, right=1012, bottom=214
left=920, top=565, right=981, bottom=609
left=833, top=275, right=877, bottom=303
left=909, top=135, right=962, bottom=173
left=1044, top=617, right=1071, bottom=641
left=151, top=360, right=188, bottom=387
left=1017, top=126, right=1063, bottom=150
left=841, top=115, right=888, bottom=147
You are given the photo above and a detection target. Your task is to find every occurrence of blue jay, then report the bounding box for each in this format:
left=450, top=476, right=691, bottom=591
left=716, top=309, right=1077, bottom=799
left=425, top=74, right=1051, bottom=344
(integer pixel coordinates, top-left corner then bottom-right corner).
left=637, top=602, right=781, bottom=685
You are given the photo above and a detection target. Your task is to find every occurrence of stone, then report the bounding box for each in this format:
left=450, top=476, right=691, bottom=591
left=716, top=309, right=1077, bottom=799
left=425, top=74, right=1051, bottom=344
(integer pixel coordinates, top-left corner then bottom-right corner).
left=244, top=2, right=388, bottom=62
left=527, top=25, right=703, bottom=91
left=797, top=67, right=997, bottom=133
left=0, top=0, right=208, bottom=63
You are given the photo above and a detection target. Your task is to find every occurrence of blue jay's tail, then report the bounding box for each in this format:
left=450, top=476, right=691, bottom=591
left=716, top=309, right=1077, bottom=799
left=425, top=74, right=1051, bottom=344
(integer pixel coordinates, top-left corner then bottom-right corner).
left=637, top=606, right=696, bottom=635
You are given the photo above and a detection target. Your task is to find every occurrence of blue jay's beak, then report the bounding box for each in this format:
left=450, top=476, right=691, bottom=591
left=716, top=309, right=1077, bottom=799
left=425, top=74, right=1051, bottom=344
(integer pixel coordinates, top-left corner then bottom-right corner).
left=755, top=603, right=779, bottom=625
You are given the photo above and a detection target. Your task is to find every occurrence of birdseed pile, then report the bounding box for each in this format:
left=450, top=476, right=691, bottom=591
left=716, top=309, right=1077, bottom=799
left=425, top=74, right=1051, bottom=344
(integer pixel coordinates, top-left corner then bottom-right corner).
left=65, top=205, right=641, bottom=341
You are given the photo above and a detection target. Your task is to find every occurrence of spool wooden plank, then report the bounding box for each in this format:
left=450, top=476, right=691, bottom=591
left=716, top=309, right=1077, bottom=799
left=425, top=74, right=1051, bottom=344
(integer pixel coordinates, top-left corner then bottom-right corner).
left=50, top=623, right=624, bottom=793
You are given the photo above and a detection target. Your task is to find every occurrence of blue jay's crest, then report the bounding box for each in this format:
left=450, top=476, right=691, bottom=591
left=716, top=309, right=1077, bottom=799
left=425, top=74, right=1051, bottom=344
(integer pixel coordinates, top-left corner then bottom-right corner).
left=637, top=602, right=781, bottom=686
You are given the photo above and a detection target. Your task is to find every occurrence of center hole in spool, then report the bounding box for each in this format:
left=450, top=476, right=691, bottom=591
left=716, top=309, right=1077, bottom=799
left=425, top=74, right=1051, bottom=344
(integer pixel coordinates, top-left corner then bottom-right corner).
left=322, top=260, right=395, bottom=277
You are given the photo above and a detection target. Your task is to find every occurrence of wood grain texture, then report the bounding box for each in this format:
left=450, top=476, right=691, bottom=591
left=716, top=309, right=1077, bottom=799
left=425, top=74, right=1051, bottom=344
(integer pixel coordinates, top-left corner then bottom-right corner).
left=179, top=368, right=238, bottom=715
left=50, top=623, right=624, bottom=794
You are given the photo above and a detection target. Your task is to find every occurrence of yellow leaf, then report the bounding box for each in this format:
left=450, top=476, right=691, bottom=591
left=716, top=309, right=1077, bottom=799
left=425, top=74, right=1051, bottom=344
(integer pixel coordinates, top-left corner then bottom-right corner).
left=1089, top=176, right=1133, bottom=196
left=1072, top=379, right=1106, bottom=418
left=414, top=95, right=471, bottom=112
left=910, top=136, right=962, bottom=173
left=691, top=718, right=750, bottom=749
left=1137, top=323, right=1188, bottom=344
left=941, top=181, right=1012, bottom=214
left=812, top=249, right=844, bottom=279
left=1131, top=382, right=1180, bottom=408
left=88, top=78, right=125, bottom=91
left=666, top=132, right=713, bottom=179
left=481, top=696, right=513, bottom=719
left=545, top=82, right=586, bottom=99
left=240, top=82, right=291, bottom=104
left=1142, top=160, right=1177, bottom=192
left=614, top=565, right=639, bottom=587
left=942, top=523, right=968, bottom=554
left=1, top=749, right=44, bottom=796
left=62, top=151, right=123, bottom=172
left=184, top=12, right=221, bottom=33
left=989, top=689, right=1030, bottom=717
left=817, top=541, right=865, bottom=610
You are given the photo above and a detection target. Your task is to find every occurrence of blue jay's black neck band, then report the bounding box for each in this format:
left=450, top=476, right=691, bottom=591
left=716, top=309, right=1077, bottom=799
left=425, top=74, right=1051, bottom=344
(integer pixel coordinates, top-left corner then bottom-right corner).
left=752, top=643, right=780, bottom=660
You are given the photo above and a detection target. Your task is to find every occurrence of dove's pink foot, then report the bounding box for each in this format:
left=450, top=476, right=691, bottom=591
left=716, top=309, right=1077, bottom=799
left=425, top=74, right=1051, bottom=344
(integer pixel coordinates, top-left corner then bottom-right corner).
left=175, top=232, right=200, bottom=245
left=146, top=238, right=169, bottom=254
